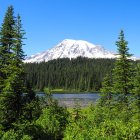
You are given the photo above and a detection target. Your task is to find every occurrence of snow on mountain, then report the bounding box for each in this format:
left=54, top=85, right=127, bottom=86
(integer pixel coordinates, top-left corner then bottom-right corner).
left=24, top=39, right=117, bottom=63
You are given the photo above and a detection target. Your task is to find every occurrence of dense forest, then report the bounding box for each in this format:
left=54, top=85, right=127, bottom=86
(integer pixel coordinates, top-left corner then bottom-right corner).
left=25, top=58, right=139, bottom=92
left=0, top=6, right=140, bottom=140
left=24, top=58, right=115, bottom=91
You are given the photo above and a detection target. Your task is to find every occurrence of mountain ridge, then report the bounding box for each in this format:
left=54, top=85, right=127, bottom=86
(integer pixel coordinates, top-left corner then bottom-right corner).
left=24, top=39, right=139, bottom=63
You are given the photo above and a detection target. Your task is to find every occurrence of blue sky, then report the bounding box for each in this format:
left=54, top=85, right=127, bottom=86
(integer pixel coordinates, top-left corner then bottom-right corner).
left=0, top=0, right=140, bottom=57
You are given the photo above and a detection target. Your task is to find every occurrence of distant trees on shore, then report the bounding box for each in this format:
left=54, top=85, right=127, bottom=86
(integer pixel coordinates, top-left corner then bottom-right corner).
left=24, top=57, right=115, bottom=92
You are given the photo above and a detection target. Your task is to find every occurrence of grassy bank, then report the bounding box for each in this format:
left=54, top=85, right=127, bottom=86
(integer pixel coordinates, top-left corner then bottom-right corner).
left=35, top=88, right=99, bottom=94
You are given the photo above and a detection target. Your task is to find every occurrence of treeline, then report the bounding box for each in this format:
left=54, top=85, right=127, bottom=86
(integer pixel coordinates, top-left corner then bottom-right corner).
left=24, top=58, right=115, bottom=91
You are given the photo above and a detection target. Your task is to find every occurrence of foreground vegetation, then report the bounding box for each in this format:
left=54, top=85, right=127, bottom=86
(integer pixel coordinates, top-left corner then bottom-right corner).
left=64, top=103, right=140, bottom=140
left=0, top=6, right=140, bottom=140
left=1, top=97, right=140, bottom=140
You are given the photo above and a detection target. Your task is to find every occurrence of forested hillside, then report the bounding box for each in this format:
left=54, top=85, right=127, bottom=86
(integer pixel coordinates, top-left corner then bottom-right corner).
left=24, top=57, right=115, bottom=91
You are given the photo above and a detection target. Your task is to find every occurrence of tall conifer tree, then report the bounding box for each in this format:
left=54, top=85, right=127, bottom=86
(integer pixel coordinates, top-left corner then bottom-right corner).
left=0, top=6, right=25, bottom=129
left=112, top=30, right=134, bottom=102
left=0, top=6, right=15, bottom=93
left=0, top=6, right=16, bottom=129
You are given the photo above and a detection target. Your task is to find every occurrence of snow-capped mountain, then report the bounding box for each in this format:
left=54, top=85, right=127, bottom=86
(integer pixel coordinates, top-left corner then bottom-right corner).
left=24, top=39, right=117, bottom=63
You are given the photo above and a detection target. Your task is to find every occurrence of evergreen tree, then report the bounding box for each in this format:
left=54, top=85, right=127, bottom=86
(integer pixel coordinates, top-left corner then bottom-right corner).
left=0, top=6, right=25, bottom=129
left=0, top=5, right=16, bottom=129
left=10, top=14, right=26, bottom=120
left=0, top=6, right=15, bottom=93
left=112, top=30, right=134, bottom=102
left=14, top=14, right=26, bottom=63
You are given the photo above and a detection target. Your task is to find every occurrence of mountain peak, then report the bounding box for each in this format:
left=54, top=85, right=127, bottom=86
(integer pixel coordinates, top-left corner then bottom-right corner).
left=61, top=39, right=98, bottom=48
left=24, top=39, right=116, bottom=63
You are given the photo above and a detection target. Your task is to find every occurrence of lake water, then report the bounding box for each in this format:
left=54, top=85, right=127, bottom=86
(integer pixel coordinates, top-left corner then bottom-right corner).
left=38, top=93, right=101, bottom=107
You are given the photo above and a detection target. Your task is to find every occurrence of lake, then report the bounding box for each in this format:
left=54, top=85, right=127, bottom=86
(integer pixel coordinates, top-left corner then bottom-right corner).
left=38, top=93, right=101, bottom=107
